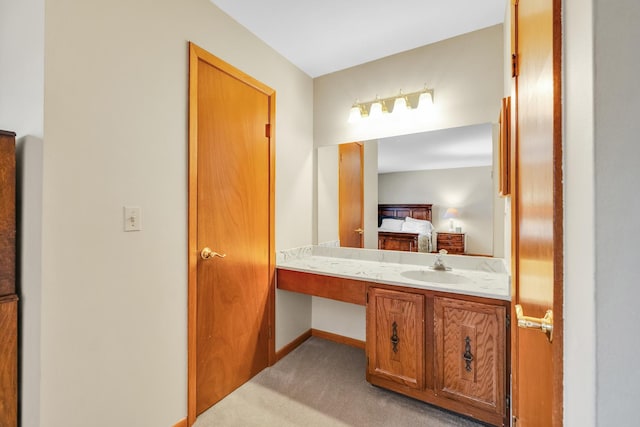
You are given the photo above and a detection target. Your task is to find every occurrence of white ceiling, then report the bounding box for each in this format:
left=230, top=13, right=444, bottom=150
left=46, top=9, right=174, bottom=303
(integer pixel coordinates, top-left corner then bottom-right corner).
left=210, top=0, right=507, bottom=77
left=377, top=124, right=493, bottom=174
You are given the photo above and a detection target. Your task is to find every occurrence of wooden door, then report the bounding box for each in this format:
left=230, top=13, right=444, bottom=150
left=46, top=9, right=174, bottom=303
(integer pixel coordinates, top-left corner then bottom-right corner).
left=433, top=297, right=506, bottom=420
left=511, top=0, right=563, bottom=425
left=188, top=43, right=275, bottom=422
left=366, top=287, right=424, bottom=389
left=338, top=142, right=363, bottom=248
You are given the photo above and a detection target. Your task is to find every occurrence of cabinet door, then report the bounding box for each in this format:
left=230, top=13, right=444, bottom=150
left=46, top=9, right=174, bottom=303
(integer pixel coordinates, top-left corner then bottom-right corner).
left=434, top=297, right=506, bottom=415
left=367, top=287, right=424, bottom=389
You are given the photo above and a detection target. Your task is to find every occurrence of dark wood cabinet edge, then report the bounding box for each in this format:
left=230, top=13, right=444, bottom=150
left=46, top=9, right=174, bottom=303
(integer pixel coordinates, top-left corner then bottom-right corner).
left=0, top=294, right=18, bottom=303
left=366, top=282, right=510, bottom=308
left=0, top=130, right=17, bottom=137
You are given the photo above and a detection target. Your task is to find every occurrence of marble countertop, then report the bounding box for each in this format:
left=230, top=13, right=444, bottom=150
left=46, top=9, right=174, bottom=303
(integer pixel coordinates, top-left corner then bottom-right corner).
left=276, top=245, right=510, bottom=301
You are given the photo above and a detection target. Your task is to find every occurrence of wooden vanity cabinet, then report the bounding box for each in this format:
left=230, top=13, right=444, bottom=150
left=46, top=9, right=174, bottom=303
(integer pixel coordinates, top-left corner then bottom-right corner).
left=366, top=287, right=424, bottom=389
left=433, top=297, right=506, bottom=419
left=366, top=285, right=509, bottom=427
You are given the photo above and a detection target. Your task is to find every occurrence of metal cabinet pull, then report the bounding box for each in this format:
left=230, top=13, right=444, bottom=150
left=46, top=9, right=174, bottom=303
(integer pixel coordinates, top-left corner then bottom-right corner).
left=463, top=336, right=474, bottom=372
left=390, top=321, right=399, bottom=353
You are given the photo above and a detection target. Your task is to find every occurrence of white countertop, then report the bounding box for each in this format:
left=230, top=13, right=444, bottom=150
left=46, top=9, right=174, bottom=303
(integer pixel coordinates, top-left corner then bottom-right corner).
left=276, top=245, right=510, bottom=301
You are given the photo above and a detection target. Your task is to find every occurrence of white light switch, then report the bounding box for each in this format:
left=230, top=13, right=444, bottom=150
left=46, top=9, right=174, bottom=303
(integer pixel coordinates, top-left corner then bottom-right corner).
left=123, top=206, right=142, bottom=231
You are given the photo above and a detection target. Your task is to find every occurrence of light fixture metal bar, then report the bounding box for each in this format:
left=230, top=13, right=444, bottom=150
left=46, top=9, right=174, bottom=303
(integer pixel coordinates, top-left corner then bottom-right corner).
left=351, top=87, right=434, bottom=118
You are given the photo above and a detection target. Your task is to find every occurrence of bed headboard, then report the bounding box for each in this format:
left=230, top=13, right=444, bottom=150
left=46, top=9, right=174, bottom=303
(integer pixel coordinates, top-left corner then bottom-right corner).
left=378, top=204, right=433, bottom=222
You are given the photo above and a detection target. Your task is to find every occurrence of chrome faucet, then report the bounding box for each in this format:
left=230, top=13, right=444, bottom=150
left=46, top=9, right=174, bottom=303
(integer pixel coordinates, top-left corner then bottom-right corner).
left=432, top=249, right=451, bottom=271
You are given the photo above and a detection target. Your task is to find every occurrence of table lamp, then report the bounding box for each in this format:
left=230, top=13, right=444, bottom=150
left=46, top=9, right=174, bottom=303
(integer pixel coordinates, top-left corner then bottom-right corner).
left=443, top=208, right=459, bottom=232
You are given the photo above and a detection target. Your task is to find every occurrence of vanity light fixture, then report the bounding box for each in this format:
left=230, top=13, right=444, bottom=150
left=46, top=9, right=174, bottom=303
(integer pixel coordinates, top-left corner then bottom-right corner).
left=348, top=86, right=434, bottom=122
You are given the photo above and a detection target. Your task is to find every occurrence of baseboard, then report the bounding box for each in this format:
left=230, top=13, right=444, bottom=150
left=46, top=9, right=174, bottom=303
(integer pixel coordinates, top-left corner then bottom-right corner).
left=275, top=329, right=312, bottom=362
left=311, top=329, right=365, bottom=349
left=172, top=417, right=188, bottom=427
left=276, top=329, right=366, bottom=362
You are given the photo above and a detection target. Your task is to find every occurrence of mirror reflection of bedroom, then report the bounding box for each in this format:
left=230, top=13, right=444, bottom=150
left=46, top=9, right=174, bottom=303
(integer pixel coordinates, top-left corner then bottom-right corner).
left=317, top=122, right=505, bottom=258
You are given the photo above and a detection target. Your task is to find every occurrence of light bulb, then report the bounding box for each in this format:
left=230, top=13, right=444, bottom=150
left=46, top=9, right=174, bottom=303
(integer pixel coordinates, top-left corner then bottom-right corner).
left=393, top=96, right=409, bottom=116
left=348, top=105, right=362, bottom=123
left=417, top=91, right=434, bottom=113
left=369, top=100, right=383, bottom=119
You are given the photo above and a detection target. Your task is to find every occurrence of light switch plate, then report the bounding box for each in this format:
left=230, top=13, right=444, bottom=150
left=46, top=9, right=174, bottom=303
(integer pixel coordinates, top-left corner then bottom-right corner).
left=123, top=206, right=142, bottom=231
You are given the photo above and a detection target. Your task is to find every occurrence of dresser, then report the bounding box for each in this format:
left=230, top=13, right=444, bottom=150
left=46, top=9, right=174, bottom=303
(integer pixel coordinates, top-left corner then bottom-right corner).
left=0, top=130, right=17, bottom=427
left=436, top=232, right=466, bottom=254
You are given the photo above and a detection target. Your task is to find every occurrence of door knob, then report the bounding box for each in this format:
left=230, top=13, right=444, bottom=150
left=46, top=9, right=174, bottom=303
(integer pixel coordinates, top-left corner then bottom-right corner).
left=515, top=304, right=553, bottom=342
left=354, top=228, right=364, bottom=235
left=200, top=247, right=226, bottom=260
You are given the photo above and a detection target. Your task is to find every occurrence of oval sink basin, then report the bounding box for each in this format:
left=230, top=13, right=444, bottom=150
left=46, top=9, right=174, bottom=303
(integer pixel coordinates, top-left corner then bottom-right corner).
left=400, top=269, right=472, bottom=285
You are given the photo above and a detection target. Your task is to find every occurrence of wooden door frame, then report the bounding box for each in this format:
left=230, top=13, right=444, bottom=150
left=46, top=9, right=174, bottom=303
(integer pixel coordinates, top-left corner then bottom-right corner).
left=187, top=42, right=276, bottom=426
left=510, top=0, right=564, bottom=424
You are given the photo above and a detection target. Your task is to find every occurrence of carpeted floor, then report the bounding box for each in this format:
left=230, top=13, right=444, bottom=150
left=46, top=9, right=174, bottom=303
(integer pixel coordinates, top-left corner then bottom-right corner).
left=194, top=337, right=485, bottom=427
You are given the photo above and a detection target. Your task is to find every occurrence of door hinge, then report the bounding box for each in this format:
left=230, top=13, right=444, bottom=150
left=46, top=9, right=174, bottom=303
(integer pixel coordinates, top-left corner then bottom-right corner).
left=265, top=123, right=271, bottom=138
left=506, top=313, right=511, bottom=329
left=366, top=292, right=369, bottom=304
left=506, top=395, right=510, bottom=409
left=511, top=53, right=518, bottom=78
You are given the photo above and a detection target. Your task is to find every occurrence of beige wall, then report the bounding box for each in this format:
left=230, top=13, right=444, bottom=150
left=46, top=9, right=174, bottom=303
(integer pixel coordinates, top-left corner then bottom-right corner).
left=40, top=0, right=313, bottom=425
left=317, top=145, right=339, bottom=244
left=379, top=166, right=494, bottom=256
left=313, top=25, right=504, bottom=147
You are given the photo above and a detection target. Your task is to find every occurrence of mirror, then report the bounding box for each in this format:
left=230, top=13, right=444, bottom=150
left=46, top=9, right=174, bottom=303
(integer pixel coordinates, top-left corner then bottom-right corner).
left=317, top=123, right=504, bottom=257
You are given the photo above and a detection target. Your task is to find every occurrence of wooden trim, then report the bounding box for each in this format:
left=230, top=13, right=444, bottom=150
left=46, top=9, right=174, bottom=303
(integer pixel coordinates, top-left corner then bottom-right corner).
left=277, top=269, right=366, bottom=305
left=311, top=329, right=365, bottom=349
left=275, top=329, right=365, bottom=364
left=268, top=85, right=277, bottom=367
left=172, top=418, right=188, bottom=427
left=551, top=0, right=564, bottom=424
left=499, top=96, right=511, bottom=196
left=187, top=41, right=276, bottom=427
left=187, top=42, right=199, bottom=427
left=509, top=0, right=520, bottom=418
left=275, top=329, right=312, bottom=362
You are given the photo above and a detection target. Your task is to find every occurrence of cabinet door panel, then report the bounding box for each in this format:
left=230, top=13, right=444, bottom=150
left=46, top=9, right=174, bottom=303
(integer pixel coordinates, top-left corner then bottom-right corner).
left=367, top=288, right=424, bottom=389
left=434, top=297, right=505, bottom=415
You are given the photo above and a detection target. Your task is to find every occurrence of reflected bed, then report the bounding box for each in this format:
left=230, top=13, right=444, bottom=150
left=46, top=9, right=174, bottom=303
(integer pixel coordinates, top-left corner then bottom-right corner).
left=377, top=204, right=433, bottom=252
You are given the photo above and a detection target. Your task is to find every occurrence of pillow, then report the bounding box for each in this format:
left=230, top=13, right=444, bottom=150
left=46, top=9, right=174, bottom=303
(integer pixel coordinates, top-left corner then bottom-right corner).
left=401, top=217, right=433, bottom=234
left=378, top=214, right=401, bottom=227
left=379, top=218, right=404, bottom=232
left=405, top=216, right=434, bottom=230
